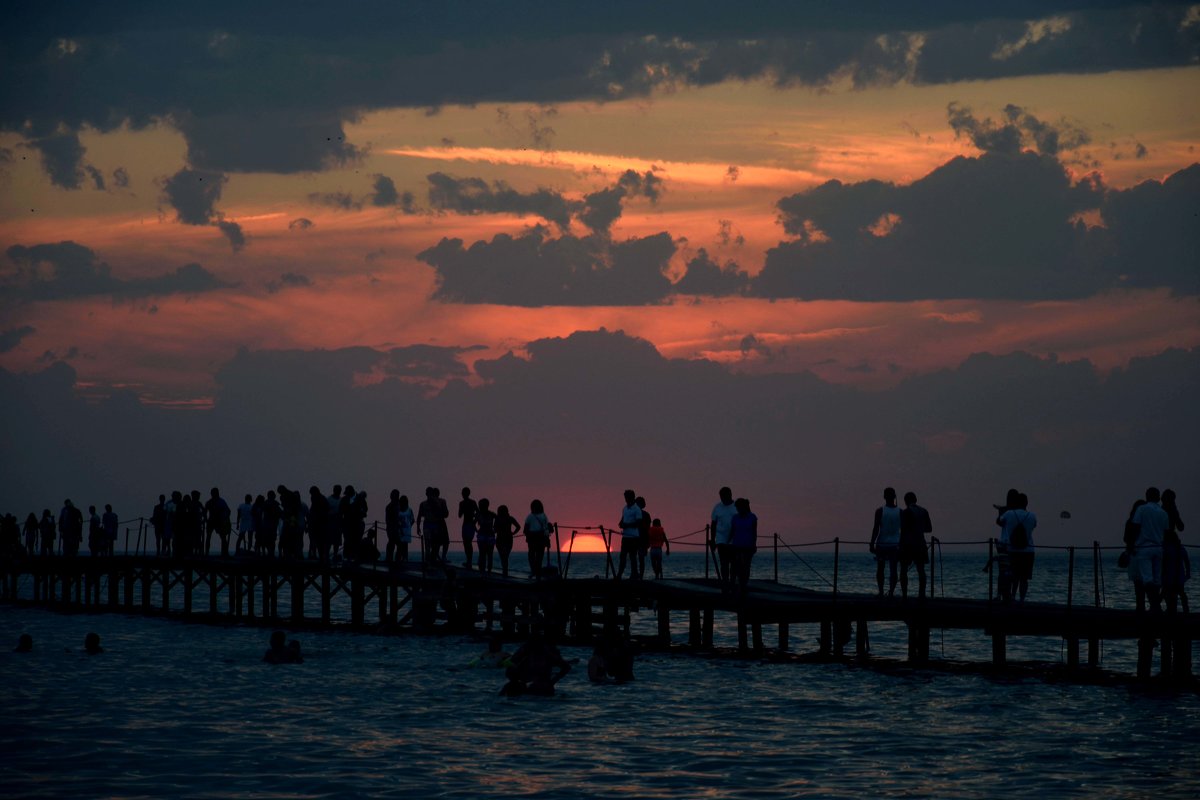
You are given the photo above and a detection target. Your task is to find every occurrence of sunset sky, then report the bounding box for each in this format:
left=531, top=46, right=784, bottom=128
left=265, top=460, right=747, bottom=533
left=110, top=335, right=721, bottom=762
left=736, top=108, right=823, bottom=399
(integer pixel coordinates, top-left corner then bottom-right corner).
left=2, top=1, right=1198, bottom=548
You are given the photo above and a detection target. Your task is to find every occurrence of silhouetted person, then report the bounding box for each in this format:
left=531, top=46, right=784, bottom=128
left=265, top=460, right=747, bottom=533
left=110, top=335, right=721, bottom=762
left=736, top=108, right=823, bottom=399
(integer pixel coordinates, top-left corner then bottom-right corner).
left=616, top=489, right=641, bottom=580
left=205, top=488, right=232, bottom=557
left=163, top=491, right=181, bottom=557
left=870, top=488, right=901, bottom=597
left=459, top=487, right=478, bottom=569
left=648, top=518, right=670, bottom=579
left=1162, top=489, right=1189, bottom=614
left=260, top=490, right=281, bottom=558
left=150, top=495, right=166, bottom=556
left=235, top=494, right=253, bottom=554
left=997, top=492, right=1037, bottom=603
left=711, top=487, right=736, bottom=586
left=729, top=498, right=758, bottom=596
left=500, top=627, right=572, bottom=696
left=87, top=505, right=102, bottom=555
left=307, top=487, right=329, bottom=562
left=60, top=500, right=83, bottom=556
left=1129, top=486, right=1168, bottom=614
left=416, top=487, right=441, bottom=564
left=23, top=512, right=38, bottom=555
left=15, top=633, right=33, bottom=652
left=470, top=636, right=510, bottom=668
left=475, top=498, right=496, bottom=574
left=278, top=485, right=303, bottom=560
left=102, top=504, right=119, bottom=556
left=386, top=489, right=404, bottom=564
left=84, top=632, right=103, bottom=654
left=636, top=496, right=651, bottom=579
left=39, top=509, right=55, bottom=556
left=326, top=485, right=343, bottom=560
left=495, top=504, right=520, bottom=577
left=525, top=500, right=551, bottom=579
left=435, top=488, right=450, bottom=562
left=263, top=630, right=302, bottom=664
left=900, top=492, right=932, bottom=600
left=588, top=630, right=635, bottom=683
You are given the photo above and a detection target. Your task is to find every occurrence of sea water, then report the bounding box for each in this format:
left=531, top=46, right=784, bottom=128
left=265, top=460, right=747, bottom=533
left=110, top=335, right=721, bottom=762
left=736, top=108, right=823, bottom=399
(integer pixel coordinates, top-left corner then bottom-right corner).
left=2, top=550, right=1198, bottom=798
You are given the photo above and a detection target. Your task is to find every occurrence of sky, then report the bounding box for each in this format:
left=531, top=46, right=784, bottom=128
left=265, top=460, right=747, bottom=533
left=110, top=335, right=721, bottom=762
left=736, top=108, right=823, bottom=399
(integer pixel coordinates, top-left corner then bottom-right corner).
left=1, top=1, right=1198, bottom=550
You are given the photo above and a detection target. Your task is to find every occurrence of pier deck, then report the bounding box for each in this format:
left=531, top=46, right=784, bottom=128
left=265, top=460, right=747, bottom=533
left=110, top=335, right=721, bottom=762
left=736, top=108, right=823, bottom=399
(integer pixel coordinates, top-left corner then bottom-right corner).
left=2, top=554, right=1195, bottom=681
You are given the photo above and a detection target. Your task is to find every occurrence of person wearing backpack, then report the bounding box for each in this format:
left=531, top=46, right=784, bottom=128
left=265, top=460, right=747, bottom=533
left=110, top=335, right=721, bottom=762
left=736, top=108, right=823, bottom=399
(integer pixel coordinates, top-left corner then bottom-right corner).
left=997, top=493, right=1037, bottom=603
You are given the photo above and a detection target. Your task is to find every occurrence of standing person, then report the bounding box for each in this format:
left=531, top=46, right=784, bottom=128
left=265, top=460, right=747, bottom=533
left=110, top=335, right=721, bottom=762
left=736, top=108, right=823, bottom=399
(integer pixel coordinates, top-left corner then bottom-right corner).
left=459, top=487, right=478, bottom=570
left=616, top=490, right=642, bottom=581
left=339, top=486, right=361, bottom=561
left=206, top=488, right=232, bottom=558
left=648, top=518, right=670, bottom=579
left=102, top=504, right=119, bottom=556
left=416, top=488, right=441, bottom=564
left=395, top=494, right=414, bottom=565
left=278, top=486, right=302, bottom=560
left=1129, top=487, right=1169, bottom=614
left=236, top=494, right=254, bottom=555
left=710, top=487, right=736, bottom=587
left=494, top=504, right=520, bottom=577
left=899, top=492, right=932, bottom=600
left=729, top=498, right=758, bottom=596
left=385, top=489, right=404, bottom=564
left=307, top=487, right=330, bottom=562
left=87, top=505, right=102, bottom=555
left=163, top=491, right=180, bottom=557
left=39, top=509, right=55, bottom=556
left=60, top=500, right=82, bottom=556
left=475, top=498, right=497, bottom=575
left=434, top=488, right=451, bottom=563
left=151, top=495, right=167, bottom=556
left=260, top=490, right=281, bottom=559
left=525, top=499, right=551, bottom=579
left=23, top=512, right=38, bottom=555
left=636, top=496, right=651, bottom=580
left=1161, top=489, right=1189, bottom=614
left=326, top=485, right=343, bottom=561
left=997, top=493, right=1037, bottom=603
left=869, top=488, right=902, bottom=598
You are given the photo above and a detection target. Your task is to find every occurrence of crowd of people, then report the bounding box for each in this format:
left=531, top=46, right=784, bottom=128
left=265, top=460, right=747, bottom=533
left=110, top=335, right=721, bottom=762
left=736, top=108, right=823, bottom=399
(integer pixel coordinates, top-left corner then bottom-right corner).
left=1, top=483, right=1190, bottom=614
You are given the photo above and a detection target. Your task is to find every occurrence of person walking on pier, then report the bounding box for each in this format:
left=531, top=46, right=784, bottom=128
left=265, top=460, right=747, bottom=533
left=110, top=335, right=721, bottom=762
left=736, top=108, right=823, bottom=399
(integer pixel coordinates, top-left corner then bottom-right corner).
left=711, top=487, right=736, bottom=586
left=1128, top=487, right=1169, bottom=614
left=617, top=489, right=642, bottom=580
left=495, top=504, right=520, bottom=577
left=649, top=518, right=669, bottom=579
left=729, top=498, right=758, bottom=596
left=899, top=492, right=932, bottom=600
left=869, top=488, right=902, bottom=597
left=997, top=493, right=1037, bottom=603
left=39, top=509, right=55, bottom=556
left=525, top=499, right=552, bottom=579
left=459, top=487, right=478, bottom=570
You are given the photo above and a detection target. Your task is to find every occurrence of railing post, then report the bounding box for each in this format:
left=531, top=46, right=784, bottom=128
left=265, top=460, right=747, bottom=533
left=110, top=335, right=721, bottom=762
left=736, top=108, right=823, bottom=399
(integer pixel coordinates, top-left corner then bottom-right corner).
left=832, top=537, right=840, bottom=600
left=988, top=538, right=995, bottom=602
left=928, top=536, right=938, bottom=598
left=704, top=524, right=710, bottom=580
left=1093, top=540, right=1101, bottom=607
left=773, top=534, right=779, bottom=583
left=554, top=523, right=562, bottom=575
left=1067, top=546, right=1075, bottom=609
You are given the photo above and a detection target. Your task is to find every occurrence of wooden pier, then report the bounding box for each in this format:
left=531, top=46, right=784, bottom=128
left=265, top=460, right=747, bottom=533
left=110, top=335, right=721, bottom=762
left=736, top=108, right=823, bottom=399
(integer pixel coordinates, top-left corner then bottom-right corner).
left=2, top=554, right=1195, bottom=682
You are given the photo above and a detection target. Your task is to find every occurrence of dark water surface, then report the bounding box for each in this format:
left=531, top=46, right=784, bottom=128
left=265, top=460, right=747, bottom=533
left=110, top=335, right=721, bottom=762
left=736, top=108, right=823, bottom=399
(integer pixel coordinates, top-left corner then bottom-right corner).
left=3, top=551, right=1198, bottom=798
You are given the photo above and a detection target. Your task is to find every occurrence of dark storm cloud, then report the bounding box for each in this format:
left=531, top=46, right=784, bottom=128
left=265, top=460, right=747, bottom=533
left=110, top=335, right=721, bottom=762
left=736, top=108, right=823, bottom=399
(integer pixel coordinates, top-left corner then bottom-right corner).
left=4, top=241, right=233, bottom=301
left=307, top=191, right=362, bottom=211
left=160, top=168, right=227, bottom=225
left=265, top=272, right=312, bottom=293
left=216, top=219, right=246, bottom=252
left=947, top=102, right=1089, bottom=156
left=0, top=325, right=36, bottom=353
left=85, top=164, right=105, bottom=190
left=369, top=174, right=418, bottom=213
left=2, top=328, right=1196, bottom=550
left=8, top=2, right=1191, bottom=176
left=288, top=217, right=315, bottom=231
left=673, top=249, right=750, bottom=296
left=754, top=147, right=1200, bottom=301
left=26, top=130, right=87, bottom=189
left=579, top=170, right=663, bottom=235
left=427, top=172, right=576, bottom=230
left=418, top=226, right=675, bottom=306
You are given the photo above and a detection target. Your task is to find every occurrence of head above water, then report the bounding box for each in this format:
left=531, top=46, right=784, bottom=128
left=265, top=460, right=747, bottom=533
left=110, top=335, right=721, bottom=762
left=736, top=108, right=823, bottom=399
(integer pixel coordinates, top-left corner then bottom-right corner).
left=15, top=633, right=32, bottom=652
left=84, top=632, right=102, bottom=654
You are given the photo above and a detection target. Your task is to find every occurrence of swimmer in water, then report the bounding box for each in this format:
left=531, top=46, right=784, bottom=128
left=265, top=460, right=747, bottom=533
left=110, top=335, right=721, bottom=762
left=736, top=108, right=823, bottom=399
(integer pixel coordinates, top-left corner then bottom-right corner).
left=84, top=632, right=103, bottom=654
left=15, top=633, right=33, bottom=652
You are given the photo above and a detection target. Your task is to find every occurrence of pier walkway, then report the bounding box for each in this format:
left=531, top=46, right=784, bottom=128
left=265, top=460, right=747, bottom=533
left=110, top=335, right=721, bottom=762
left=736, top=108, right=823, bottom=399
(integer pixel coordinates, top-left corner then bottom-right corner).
left=2, top=552, right=1195, bottom=682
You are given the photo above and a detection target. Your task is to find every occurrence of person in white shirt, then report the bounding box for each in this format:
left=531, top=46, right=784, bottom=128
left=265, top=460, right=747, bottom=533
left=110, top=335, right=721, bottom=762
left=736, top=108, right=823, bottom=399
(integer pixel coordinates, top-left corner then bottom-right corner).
left=870, top=488, right=902, bottom=597
left=711, top=487, right=737, bottom=587
left=616, top=490, right=642, bottom=580
left=1130, top=486, right=1169, bottom=613
left=997, top=493, right=1037, bottom=602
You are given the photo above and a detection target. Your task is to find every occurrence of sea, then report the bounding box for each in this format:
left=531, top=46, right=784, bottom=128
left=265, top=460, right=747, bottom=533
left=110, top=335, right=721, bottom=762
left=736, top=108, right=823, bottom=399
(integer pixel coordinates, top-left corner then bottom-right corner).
left=3, top=547, right=1198, bottom=798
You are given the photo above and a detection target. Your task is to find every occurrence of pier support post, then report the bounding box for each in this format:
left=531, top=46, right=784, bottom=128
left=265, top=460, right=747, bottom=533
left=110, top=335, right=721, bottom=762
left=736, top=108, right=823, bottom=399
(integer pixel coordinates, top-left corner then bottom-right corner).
left=778, top=623, right=789, bottom=652
left=657, top=604, right=670, bottom=646
left=351, top=579, right=365, bottom=626
left=737, top=610, right=748, bottom=651
left=856, top=619, right=869, bottom=658
left=1066, top=638, right=1080, bottom=670
left=992, top=632, right=1006, bottom=667
left=752, top=621, right=764, bottom=653
left=703, top=608, right=714, bottom=647
left=907, top=623, right=929, bottom=664
left=1087, top=637, right=1099, bottom=669
left=1137, top=637, right=1154, bottom=679
left=819, top=620, right=832, bottom=656
left=108, top=567, right=119, bottom=607
left=292, top=570, right=305, bottom=622
left=183, top=569, right=193, bottom=615
left=689, top=609, right=701, bottom=647
left=321, top=573, right=331, bottom=623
